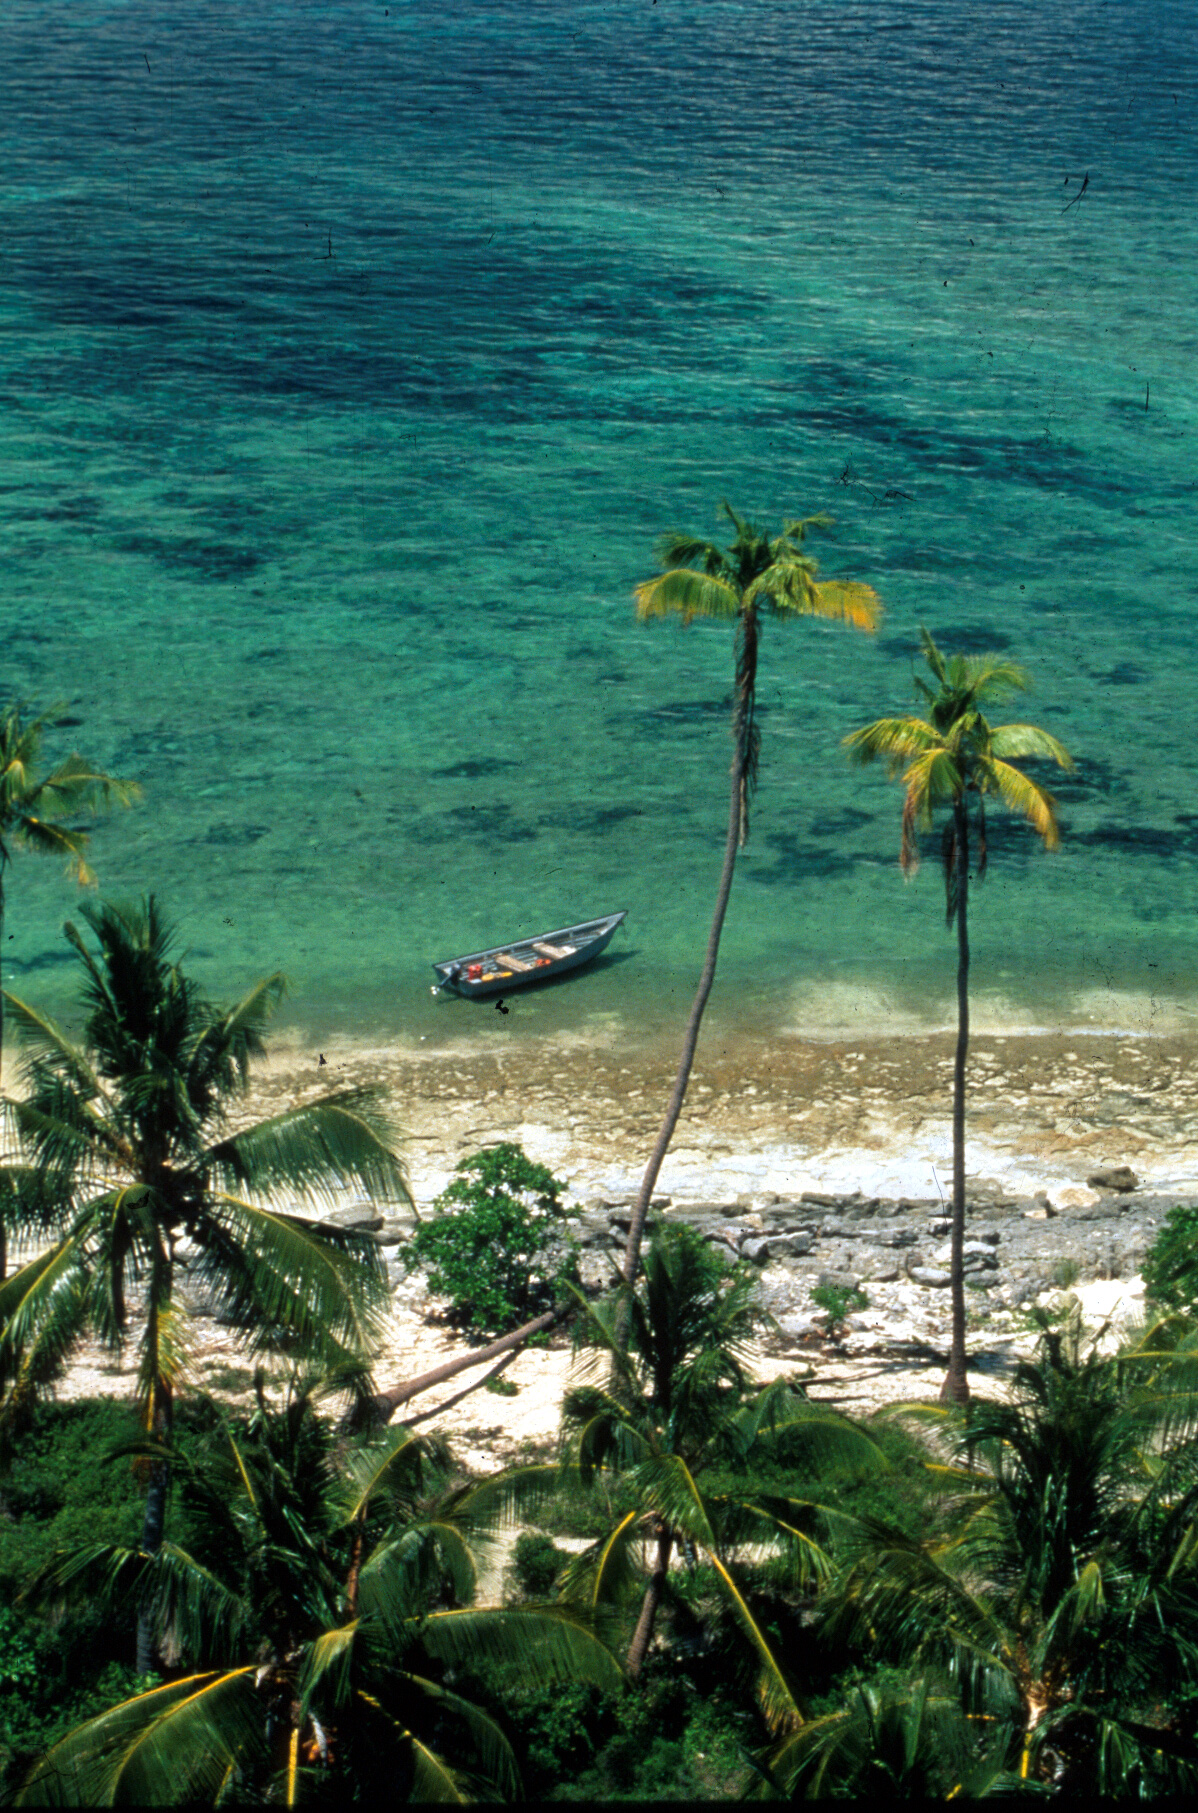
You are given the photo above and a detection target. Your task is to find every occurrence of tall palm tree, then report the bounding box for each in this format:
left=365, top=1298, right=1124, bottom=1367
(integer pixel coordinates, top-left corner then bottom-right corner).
left=844, top=629, right=1072, bottom=1404
left=18, top=1368, right=622, bottom=1804
left=0, top=700, right=140, bottom=1278
left=0, top=896, right=410, bottom=1671
left=818, top=1318, right=1198, bottom=1794
left=622, top=506, right=880, bottom=1287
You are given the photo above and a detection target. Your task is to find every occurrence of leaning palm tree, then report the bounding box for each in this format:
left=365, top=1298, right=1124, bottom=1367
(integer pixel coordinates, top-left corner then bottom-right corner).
left=622, top=506, right=881, bottom=1286
left=18, top=1367, right=622, bottom=1804
left=0, top=700, right=139, bottom=1278
left=844, top=629, right=1072, bottom=1403
left=0, top=896, right=410, bottom=1671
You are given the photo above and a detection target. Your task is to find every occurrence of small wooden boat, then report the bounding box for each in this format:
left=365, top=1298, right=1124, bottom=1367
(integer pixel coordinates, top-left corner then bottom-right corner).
left=432, top=910, right=628, bottom=998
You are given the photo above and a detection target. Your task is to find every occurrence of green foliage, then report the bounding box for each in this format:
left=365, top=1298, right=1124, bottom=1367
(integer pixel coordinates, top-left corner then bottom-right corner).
left=12, top=1372, right=623, bottom=1804
left=1143, top=1205, right=1198, bottom=1315
left=511, top=1532, right=569, bottom=1599
left=405, top=1143, right=578, bottom=1337
left=810, top=1282, right=869, bottom=1336
left=815, top=1325, right=1198, bottom=1794
left=1052, top=1256, right=1082, bottom=1289
left=0, top=896, right=407, bottom=1452
left=0, top=1398, right=225, bottom=1796
left=454, top=1649, right=753, bottom=1802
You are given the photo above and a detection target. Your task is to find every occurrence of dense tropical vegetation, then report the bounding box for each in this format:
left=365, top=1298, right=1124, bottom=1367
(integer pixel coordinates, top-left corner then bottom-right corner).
left=0, top=896, right=410, bottom=1669
left=14, top=1367, right=623, bottom=1804
left=845, top=629, right=1072, bottom=1404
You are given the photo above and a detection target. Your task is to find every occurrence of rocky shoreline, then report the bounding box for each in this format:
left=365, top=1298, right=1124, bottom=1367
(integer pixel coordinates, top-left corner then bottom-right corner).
left=25, top=1026, right=1198, bottom=1438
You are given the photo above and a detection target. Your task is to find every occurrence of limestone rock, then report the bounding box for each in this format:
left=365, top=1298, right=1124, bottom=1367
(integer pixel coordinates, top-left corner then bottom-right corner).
left=877, top=1228, right=919, bottom=1249
left=909, top=1266, right=952, bottom=1288
left=1086, top=1167, right=1139, bottom=1193
left=932, top=1241, right=999, bottom=1271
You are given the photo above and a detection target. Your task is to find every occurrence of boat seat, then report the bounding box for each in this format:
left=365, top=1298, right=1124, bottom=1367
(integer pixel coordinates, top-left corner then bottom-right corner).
left=532, top=941, right=575, bottom=959
left=496, top=950, right=537, bottom=972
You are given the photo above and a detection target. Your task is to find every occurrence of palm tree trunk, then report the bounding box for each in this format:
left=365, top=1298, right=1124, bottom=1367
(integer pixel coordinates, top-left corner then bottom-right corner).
left=627, top=1522, right=673, bottom=1679
left=621, top=756, right=744, bottom=1289
left=370, top=1303, right=569, bottom=1425
left=941, top=798, right=971, bottom=1407
left=136, top=1378, right=173, bottom=1674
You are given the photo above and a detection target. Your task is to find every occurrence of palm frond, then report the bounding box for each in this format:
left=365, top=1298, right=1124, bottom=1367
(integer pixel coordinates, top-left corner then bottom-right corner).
left=194, top=1195, right=390, bottom=1363
left=28, top=1538, right=247, bottom=1664
left=843, top=716, right=940, bottom=777
left=558, top=1510, right=644, bottom=1615
left=654, top=532, right=730, bottom=575
left=417, top=1603, right=624, bottom=1694
left=355, top=1684, right=517, bottom=1804
left=207, top=1090, right=411, bottom=1209
left=337, top=1424, right=440, bottom=1526
left=14, top=1669, right=263, bottom=1807
left=0, top=1233, right=92, bottom=1387
left=448, top=1462, right=562, bottom=1532
left=3, top=993, right=103, bottom=1100
left=980, top=758, right=1061, bottom=847
left=9, top=815, right=91, bottom=878
left=296, top=1621, right=359, bottom=1714
left=701, top=1546, right=802, bottom=1734
left=636, top=1452, right=717, bottom=1548
left=189, top=973, right=287, bottom=1093
left=988, top=722, right=1075, bottom=769
left=31, top=752, right=142, bottom=818
left=633, top=569, right=741, bottom=625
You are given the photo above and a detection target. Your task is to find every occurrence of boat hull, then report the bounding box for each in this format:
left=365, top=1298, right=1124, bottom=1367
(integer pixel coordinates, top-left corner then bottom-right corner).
left=432, top=911, right=627, bottom=997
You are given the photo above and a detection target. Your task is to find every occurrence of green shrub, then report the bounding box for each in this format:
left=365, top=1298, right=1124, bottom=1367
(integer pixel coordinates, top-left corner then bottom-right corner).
left=810, top=1282, right=870, bottom=1338
left=1143, top=1205, right=1198, bottom=1315
left=1052, top=1257, right=1081, bottom=1289
left=404, top=1143, right=578, bottom=1337
left=511, top=1531, right=568, bottom=1598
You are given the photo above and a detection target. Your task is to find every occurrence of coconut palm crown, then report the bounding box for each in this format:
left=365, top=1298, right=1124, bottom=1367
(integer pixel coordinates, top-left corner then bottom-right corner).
left=844, top=626, right=1071, bottom=911
left=635, top=504, right=881, bottom=846
left=844, top=628, right=1072, bottom=1404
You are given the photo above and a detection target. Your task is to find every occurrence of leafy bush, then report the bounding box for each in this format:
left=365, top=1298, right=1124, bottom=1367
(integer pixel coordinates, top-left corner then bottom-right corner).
left=511, top=1531, right=569, bottom=1598
left=404, top=1143, right=578, bottom=1337
left=1143, top=1205, right=1198, bottom=1315
left=810, top=1281, right=870, bottom=1338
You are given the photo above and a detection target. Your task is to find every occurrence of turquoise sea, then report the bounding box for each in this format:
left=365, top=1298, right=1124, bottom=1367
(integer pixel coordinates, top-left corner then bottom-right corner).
left=2, top=0, right=1197, bottom=1051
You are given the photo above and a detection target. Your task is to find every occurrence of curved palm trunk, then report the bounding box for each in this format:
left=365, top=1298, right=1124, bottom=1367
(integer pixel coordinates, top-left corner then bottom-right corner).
left=627, top=1522, right=673, bottom=1679
left=369, top=1302, right=569, bottom=1426
left=621, top=756, right=744, bottom=1289
left=941, top=798, right=971, bottom=1408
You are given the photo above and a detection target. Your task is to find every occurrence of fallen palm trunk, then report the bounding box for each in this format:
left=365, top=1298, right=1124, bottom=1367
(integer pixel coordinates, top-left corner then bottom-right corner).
left=369, top=1302, right=571, bottom=1424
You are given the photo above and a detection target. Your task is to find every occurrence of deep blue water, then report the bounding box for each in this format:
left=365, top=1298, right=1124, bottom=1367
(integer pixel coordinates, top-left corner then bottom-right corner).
left=2, top=0, right=1196, bottom=1048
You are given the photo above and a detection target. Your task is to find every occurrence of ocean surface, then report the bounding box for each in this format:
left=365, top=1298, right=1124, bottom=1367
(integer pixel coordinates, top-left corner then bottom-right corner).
left=1, top=0, right=1196, bottom=1054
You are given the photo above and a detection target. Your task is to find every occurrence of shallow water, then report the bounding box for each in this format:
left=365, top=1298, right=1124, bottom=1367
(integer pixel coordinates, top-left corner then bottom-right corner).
left=2, top=0, right=1196, bottom=1050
